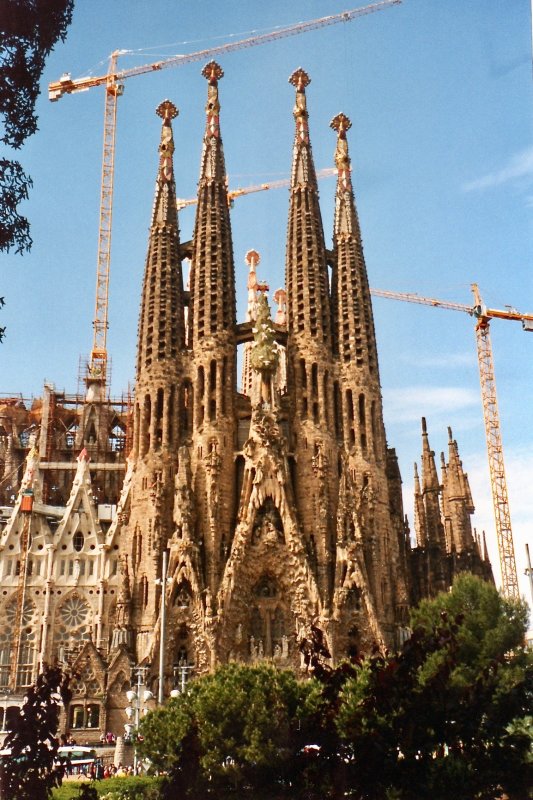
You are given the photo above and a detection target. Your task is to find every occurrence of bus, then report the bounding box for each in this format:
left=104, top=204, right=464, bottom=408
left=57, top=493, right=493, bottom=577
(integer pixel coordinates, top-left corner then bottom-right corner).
left=57, top=745, right=97, bottom=776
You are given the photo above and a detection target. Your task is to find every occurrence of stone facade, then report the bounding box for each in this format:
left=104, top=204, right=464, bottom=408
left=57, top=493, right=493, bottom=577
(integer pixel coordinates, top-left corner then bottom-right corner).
left=0, top=63, right=492, bottom=740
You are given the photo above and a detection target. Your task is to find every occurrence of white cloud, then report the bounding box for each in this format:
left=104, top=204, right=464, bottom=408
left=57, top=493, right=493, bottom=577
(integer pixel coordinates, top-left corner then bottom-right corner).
left=383, top=385, right=479, bottom=423
left=400, top=351, right=476, bottom=369
left=462, top=146, right=533, bottom=192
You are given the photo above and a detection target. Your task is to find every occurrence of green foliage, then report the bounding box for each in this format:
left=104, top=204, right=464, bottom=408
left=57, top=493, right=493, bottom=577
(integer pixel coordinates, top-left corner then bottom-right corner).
left=135, top=578, right=532, bottom=800
left=0, top=665, right=72, bottom=800
left=0, top=158, right=31, bottom=253
left=50, top=776, right=164, bottom=800
left=337, top=576, right=532, bottom=800
left=1, top=0, right=74, bottom=149
left=0, top=0, right=74, bottom=332
left=410, top=573, right=530, bottom=688
left=138, top=662, right=323, bottom=799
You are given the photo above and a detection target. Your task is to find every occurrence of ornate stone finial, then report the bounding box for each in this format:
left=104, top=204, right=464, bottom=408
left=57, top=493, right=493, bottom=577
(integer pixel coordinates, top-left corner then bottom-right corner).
left=290, top=69, right=310, bottom=143
left=202, top=60, right=224, bottom=84
left=447, top=426, right=453, bottom=442
left=156, top=100, right=179, bottom=121
left=330, top=112, right=352, bottom=135
left=245, top=249, right=260, bottom=268
left=202, top=61, right=223, bottom=136
left=421, top=416, right=427, bottom=434
left=331, top=113, right=352, bottom=177
left=156, top=101, right=178, bottom=185
left=289, top=68, right=311, bottom=92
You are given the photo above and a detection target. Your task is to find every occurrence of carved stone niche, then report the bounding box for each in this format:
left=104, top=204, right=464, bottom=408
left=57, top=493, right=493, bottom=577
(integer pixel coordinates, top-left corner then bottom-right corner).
left=247, top=575, right=291, bottom=662
left=251, top=498, right=284, bottom=546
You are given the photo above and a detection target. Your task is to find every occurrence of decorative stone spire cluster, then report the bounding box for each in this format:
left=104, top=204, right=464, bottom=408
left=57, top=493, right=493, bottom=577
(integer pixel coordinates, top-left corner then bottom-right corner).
left=137, top=99, right=185, bottom=378
left=188, top=61, right=236, bottom=345
left=330, top=112, right=378, bottom=376
left=412, top=419, right=492, bottom=599
left=286, top=68, right=331, bottom=347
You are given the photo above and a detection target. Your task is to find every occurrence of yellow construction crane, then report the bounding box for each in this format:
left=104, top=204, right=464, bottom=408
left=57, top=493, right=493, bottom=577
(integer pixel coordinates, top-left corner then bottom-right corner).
left=176, top=167, right=337, bottom=210
left=49, top=0, right=401, bottom=386
left=370, top=283, right=533, bottom=600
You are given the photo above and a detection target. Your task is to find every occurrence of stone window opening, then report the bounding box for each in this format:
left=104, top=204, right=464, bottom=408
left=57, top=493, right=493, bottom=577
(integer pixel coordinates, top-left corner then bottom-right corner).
left=73, top=531, right=84, bottom=552
left=69, top=703, right=100, bottom=730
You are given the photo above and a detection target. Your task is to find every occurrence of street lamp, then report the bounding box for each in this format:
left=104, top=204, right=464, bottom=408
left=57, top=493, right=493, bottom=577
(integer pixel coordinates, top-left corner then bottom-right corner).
left=125, top=665, right=153, bottom=771
left=170, top=662, right=194, bottom=698
left=154, top=548, right=172, bottom=704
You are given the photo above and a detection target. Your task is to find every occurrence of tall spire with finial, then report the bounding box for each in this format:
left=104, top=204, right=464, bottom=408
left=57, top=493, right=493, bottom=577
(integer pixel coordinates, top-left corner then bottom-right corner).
left=441, top=426, right=475, bottom=552
left=330, top=113, right=378, bottom=375
left=188, top=61, right=236, bottom=346
left=420, top=418, right=447, bottom=551
left=136, top=99, right=185, bottom=381
left=285, top=68, right=331, bottom=348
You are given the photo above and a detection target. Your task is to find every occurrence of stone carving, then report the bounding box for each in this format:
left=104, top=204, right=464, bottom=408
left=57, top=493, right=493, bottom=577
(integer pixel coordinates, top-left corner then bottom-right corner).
left=174, top=445, right=194, bottom=540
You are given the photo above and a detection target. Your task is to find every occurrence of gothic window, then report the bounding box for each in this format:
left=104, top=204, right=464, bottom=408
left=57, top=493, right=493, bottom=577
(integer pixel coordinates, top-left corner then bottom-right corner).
left=69, top=703, right=100, bottom=730
left=53, top=594, right=92, bottom=662
left=209, top=359, right=217, bottom=421
left=0, top=632, right=11, bottom=688
left=73, top=531, right=84, bottom=552
left=1, top=599, right=37, bottom=687
left=197, top=366, right=205, bottom=425
left=18, top=629, right=35, bottom=686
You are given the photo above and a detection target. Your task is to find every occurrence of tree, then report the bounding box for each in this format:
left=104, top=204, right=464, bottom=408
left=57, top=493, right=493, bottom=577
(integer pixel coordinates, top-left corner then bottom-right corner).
left=138, top=662, right=324, bottom=800
left=337, top=575, right=532, bottom=800
left=0, top=1, right=74, bottom=257
left=0, top=664, right=72, bottom=800
left=136, top=577, right=532, bottom=800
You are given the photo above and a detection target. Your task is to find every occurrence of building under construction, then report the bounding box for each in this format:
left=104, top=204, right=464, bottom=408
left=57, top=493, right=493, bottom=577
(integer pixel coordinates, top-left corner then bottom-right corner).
left=0, top=64, right=492, bottom=739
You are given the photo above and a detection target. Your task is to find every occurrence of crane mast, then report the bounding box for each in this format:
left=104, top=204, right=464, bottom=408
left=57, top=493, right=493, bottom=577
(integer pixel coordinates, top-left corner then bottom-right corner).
left=471, top=285, right=519, bottom=599
left=48, top=0, right=401, bottom=390
left=90, top=52, right=123, bottom=385
left=370, top=283, right=533, bottom=599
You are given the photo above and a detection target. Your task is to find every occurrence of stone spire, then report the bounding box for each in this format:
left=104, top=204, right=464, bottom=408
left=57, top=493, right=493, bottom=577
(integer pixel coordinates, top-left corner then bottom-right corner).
left=136, top=100, right=186, bottom=379
left=441, top=427, right=475, bottom=552
left=330, top=113, right=378, bottom=375
left=420, top=418, right=446, bottom=551
left=285, top=69, right=331, bottom=348
left=413, top=461, right=427, bottom=547
left=188, top=61, right=236, bottom=346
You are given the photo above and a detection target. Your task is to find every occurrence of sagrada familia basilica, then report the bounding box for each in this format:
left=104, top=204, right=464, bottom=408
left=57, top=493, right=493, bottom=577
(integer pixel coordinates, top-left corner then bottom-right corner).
left=0, top=63, right=492, bottom=737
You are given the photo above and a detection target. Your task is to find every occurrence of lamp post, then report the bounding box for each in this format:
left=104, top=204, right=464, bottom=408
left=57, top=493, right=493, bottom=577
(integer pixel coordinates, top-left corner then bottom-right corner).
left=170, top=662, right=194, bottom=698
left=154, top=549, right=172, bottom=704
left=125, top=665, right=153, bottom=772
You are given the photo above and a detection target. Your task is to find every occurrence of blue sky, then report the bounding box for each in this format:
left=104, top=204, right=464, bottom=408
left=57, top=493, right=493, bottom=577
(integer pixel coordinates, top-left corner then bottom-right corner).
left=1, top=0, right=532, bottom=605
